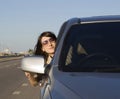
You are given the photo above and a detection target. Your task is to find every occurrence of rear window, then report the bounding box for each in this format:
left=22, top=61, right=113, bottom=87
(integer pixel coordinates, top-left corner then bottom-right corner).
left=59, top=22, right=120, bottom=72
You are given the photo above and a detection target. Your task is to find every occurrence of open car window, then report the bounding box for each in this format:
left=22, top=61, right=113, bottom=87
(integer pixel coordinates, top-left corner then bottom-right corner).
left=59, top=22, right=120, bottom=72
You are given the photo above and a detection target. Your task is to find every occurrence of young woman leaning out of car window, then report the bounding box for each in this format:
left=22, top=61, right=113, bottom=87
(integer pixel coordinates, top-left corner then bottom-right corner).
left=25, top=31, right=57, bottom=87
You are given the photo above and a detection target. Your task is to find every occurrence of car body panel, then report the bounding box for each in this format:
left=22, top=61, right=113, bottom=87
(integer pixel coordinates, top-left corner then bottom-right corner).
left=52, top=67, right=120, bottom=99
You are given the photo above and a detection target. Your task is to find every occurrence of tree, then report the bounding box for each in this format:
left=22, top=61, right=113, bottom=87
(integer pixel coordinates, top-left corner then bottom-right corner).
left=28, top=49, right=34, bottom=55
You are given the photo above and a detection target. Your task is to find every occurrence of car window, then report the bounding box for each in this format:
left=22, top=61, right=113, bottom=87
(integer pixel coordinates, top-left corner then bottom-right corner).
left=59, top=22, right=120, bottom=72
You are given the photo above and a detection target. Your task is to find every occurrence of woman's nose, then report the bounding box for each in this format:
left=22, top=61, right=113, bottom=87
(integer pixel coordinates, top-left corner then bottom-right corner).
left=48, top=41, right=52, bottom=46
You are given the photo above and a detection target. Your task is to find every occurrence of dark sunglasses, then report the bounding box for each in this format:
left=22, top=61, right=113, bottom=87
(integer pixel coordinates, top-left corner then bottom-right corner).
left=42, top=37, right=55, bottom=46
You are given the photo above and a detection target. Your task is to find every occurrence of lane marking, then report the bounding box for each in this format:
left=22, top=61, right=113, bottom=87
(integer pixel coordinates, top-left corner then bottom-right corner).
left=12, top=91, right=21, bottom=95
left=12, top=83, right=28, bottom=96
left=22, top=83, right=29, bottom=87
left=17, top=66, right=21, bottom=69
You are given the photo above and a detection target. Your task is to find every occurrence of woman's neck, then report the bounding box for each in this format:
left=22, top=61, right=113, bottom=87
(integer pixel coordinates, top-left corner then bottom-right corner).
left=49, top=53, right=54, bottom=58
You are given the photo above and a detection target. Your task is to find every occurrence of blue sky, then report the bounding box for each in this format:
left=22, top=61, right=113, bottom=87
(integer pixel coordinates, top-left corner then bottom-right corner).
left=0, top=0, right=120, bottom=53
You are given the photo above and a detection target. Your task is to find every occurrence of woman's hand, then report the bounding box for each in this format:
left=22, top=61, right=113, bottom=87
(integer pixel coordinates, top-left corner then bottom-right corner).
left=24, top=72, right=39, bottom=87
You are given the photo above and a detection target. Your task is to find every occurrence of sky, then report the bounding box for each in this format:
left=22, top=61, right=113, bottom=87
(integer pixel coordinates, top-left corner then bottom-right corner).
left=0, top=0, right=120, bottom=53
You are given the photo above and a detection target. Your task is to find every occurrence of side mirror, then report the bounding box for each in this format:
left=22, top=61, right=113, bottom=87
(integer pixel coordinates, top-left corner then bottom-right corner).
left=21, top=56, right=45, bottom=74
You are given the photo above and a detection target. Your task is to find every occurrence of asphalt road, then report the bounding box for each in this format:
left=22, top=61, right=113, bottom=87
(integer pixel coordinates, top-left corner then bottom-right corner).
left=0, top=58, right=40, bottom=99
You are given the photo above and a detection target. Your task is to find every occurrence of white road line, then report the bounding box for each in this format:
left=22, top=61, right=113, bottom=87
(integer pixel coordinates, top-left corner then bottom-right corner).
left=13, top=63, right=17, bottom=65
left=22, top=83, right=29, bottom=87
left=12, top=83, right=28, bottom=96
left=17, top=66, right=21, bottom=69
left=12, top=91, right=21, bottom=95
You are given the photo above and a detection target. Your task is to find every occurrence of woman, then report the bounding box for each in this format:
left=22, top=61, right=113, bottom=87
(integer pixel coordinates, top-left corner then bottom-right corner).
left=25, top=31, right=57, bottom=86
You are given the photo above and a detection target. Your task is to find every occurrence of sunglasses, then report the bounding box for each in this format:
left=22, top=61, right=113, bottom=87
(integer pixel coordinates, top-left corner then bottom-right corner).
left=41, top=37, right=55, bottom=46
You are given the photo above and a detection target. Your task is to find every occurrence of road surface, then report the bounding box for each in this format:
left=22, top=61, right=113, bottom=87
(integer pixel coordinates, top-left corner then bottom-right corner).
left=0, top=58, right=40, bottom=99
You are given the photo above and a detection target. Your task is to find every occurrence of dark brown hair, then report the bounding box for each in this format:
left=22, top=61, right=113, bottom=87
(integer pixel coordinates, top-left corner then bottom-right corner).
left=34, top=31, right=57, bottom=63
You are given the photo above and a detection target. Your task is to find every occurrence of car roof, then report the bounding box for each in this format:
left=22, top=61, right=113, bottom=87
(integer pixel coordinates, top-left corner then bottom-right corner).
left=80, top=15, right=120, bottom=24
left=58, top=15, right=120, bottom=38
left=68, top=15, right=120, bottom=24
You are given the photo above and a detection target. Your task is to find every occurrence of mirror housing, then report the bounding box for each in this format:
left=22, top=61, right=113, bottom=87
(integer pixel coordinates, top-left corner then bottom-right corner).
left=21, top=56, right=45, bottom=74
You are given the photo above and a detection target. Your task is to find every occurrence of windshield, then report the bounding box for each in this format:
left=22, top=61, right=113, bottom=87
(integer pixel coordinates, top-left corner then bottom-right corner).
left=60, top=22, right=120, bottom=72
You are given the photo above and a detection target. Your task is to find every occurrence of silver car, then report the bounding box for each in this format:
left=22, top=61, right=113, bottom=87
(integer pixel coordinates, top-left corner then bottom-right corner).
left=21, top=15, right=120, bottom=99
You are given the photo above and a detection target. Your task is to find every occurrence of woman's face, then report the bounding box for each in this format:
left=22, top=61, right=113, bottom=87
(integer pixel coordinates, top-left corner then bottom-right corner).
left=41, top=36, right=56, bottom=56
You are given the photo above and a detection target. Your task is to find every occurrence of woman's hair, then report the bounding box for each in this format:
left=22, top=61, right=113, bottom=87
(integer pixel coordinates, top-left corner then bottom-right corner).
left=34, top=31, right=57, bottom=63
